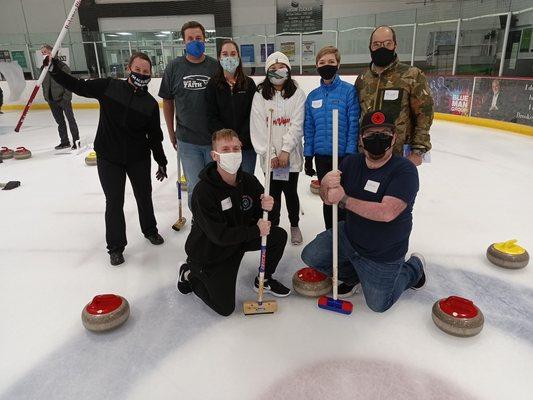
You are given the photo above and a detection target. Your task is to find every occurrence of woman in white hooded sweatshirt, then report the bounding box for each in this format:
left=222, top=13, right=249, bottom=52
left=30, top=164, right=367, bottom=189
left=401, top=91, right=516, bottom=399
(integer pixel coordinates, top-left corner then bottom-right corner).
left=251, top=52, right=306, bottom=245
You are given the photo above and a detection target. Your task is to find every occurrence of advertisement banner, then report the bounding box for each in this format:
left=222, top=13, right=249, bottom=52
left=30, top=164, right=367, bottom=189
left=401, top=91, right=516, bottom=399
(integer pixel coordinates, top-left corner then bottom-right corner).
left=280, top=42, right=296, bottom=62
left=471, top=77, right=533, bottom=126
left=34, top=47, right=70, bottom=68
left=276, top=0, right=323, bottom=34
left=302, top=41, right=315, bottom=61
left=11, top=51, right=28, bottom=69
left=260, top=44, right=275, bottom=63
left=240, top=44, right=255, bottom=63
left=427, top=75, right=474, bottom=116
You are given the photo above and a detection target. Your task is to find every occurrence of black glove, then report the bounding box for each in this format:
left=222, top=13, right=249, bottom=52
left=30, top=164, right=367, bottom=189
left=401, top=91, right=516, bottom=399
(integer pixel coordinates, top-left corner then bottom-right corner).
left=156, top=165, right=167, bottom=181
left=304, top=156, right=316, bottom=177
left=42, top=55, right=57, bottom=71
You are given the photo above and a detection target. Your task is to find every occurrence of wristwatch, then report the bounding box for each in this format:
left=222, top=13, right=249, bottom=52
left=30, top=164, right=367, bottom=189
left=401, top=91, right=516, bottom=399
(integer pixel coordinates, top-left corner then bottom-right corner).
left=339, top=194, right=349, bottom=209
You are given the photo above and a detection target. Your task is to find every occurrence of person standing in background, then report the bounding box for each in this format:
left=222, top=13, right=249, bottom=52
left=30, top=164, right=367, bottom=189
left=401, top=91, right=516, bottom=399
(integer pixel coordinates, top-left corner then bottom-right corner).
left=251, top=52, right=306, bottom=245
left=206, top=39, right=257, bottom=174
left=304, top=46, right=360, bottom=230
left=46, top=52, right=168, bottom=266
left=159, top=21, right=219, bottom=209
left=40, top=44, right=80, bottom=150
left=355, top=26, right=433, bottom=166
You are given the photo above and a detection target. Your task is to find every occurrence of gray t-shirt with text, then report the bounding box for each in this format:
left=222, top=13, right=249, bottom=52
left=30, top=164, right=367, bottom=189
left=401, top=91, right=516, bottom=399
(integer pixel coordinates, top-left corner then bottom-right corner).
left=159, top=55, right=219, bottom=145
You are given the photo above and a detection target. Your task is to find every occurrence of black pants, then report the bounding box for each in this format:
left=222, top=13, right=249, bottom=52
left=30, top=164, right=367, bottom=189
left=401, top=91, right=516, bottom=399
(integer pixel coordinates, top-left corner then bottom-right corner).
left=49, top=99, right=79, bottom=144
left=315, top=155, right=346, bottom=230
left=268, top=172, right=300, bottom=227
left=188, top=226, right=287, bottom=316
left=97, top=156, right=158, bottom=254
left=0, top=87, right=3, bottom=110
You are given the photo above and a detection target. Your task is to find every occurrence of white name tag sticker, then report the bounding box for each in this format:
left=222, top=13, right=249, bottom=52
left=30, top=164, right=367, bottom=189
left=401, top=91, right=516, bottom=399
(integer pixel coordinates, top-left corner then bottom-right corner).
left=364, top=180, right=380, bottom=193
left=384, top=89, right=399, bottom=101
left=221, top=197, right=232, bottom=211
left=311, top=99, right=323, bottom=108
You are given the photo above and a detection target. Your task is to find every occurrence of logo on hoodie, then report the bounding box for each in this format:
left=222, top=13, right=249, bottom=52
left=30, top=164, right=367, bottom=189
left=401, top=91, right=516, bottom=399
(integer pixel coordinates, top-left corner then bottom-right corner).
left=241, top=195, right=253, bottom=211
left=182, top=75, right=210, bottom=91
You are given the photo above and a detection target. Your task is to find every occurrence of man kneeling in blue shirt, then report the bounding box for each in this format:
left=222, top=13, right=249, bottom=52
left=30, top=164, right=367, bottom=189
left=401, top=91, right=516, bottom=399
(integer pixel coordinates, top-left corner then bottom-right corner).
left=301, top=110, right=426, bottom=312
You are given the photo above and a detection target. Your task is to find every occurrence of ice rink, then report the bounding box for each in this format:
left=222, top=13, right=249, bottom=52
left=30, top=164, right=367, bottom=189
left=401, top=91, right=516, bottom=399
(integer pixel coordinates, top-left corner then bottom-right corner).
left=1, top=108, right=532, bottom=400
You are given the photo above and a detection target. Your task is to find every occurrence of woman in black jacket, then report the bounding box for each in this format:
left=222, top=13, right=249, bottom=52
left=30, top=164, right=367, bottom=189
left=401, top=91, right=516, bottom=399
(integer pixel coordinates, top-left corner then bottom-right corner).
left=206, top=40, right=257, bottom=174
left=46, top=52, right=168, bottom=266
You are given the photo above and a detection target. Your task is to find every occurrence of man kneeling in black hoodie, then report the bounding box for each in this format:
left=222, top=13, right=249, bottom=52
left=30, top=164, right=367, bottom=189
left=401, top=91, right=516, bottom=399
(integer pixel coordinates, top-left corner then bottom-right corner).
left=177, top=129, right=291, bottom=316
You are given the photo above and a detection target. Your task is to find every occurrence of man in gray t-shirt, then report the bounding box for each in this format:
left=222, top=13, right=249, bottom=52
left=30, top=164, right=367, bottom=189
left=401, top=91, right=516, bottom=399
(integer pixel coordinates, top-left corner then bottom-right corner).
left=159, top=21, right=219, bottom=209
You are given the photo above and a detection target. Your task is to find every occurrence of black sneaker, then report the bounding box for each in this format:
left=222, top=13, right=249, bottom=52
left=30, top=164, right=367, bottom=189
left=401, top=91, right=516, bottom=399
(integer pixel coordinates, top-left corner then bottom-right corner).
left=253, top=277, right=291, bottom=297
left=110, top=252, right=125, bottom=266
left=410, top=252, right=426, bottom=290
left=337, top=280, right=359, bottom=299
left=54, top=143, right=70, bottom=150
left=145, top=233, right=164, bottom=245
left=177, top=262, right=192, bottom=294
left=71, top=143, right=77, bottom=150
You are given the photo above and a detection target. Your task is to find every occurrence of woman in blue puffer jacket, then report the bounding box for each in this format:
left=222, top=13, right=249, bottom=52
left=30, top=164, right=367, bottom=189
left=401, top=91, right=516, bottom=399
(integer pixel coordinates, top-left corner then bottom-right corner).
left=304, top=45, right=360, bottom=229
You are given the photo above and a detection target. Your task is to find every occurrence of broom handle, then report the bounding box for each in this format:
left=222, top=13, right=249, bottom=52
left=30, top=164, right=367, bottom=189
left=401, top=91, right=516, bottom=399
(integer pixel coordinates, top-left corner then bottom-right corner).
left=332, top=109, right=339, bottom=301
left=257, top=108, right=274, bottom=305
left=15, top=0, right=82, bottom=132
left=177, top=142, right=183, bottom=220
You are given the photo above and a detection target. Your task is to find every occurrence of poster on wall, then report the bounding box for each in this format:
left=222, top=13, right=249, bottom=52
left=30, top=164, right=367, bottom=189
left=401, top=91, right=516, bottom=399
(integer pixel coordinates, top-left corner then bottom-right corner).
left=281, top=42, right=296, bottom=62
left=0, top=50, right=12, bottom=62
left=471, top=77, right=533, bottom=126
left=11, top=51, right=28, bottom=69
left=302, top=41, right=315, bottom=61
left=260, top=43, right=275, bottom=62
left=34, top=47, right=70, bottom=68
left=240, top=44, right=255, bottom=63
left=427, top=75, right=474, bottom=116
left=276, top=0, right=323, bottom=34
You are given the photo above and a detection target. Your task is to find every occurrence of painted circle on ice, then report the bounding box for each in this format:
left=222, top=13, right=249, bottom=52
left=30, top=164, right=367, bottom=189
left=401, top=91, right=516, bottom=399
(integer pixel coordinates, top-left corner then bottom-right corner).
left=259, top=358, right=478, bottom=400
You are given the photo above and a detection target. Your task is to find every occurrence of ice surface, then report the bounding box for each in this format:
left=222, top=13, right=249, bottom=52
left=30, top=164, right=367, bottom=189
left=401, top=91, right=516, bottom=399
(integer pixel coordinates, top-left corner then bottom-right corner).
left=0, top=109, right=532, bottom=400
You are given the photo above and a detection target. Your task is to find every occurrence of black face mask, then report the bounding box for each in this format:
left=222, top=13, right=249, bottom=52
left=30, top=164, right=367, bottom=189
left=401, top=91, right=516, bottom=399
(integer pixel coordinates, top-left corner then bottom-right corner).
left=370, top=47, right=396, bottom=67
left=362, top=133, right=393, bottom=159
left=130, top=71, right=151, bottom=88
left=317, top=64, right=338, bottom=80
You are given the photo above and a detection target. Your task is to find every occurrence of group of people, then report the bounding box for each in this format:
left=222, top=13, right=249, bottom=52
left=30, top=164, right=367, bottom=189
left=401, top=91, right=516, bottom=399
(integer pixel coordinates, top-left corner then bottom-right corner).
left=44, top=20, right=434, bottom=316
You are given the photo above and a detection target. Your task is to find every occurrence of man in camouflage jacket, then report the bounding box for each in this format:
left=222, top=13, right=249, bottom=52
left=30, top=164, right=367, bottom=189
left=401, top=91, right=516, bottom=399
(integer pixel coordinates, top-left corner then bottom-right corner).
left=355, top=26, right=433, bottom=166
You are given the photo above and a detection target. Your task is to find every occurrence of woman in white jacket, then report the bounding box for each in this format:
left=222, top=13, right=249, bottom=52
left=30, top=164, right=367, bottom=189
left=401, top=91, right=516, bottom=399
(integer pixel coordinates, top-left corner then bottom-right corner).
left=251, top=52, right=306, bottom=245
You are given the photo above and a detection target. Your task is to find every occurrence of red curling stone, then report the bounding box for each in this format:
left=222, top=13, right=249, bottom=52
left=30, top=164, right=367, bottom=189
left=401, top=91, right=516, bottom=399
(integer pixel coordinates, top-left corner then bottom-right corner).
left=310, top=180, right=320, bottom=195
left=431, top=296, right=484, bottom=337
left=81, top=294, right=130, bottom=332
left=293, top=267, right=332, bottom=297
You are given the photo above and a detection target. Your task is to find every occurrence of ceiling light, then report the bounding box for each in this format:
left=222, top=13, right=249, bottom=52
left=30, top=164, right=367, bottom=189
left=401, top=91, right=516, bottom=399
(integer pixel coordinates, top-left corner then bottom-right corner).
left=117, top=32, right=133, bottom=36
left=160, top=31, right=171, bottom=34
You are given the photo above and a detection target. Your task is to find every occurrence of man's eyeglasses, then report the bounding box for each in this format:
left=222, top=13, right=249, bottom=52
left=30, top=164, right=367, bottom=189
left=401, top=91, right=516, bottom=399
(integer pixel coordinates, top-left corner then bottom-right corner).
left=370, top=40, right=395, bottom=51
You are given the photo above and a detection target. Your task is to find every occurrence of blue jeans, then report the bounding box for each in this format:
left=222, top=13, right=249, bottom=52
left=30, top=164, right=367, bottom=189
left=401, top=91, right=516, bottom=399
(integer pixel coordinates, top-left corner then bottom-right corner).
left=178, top=140, right=213, bottom=209
left=241, top=149, right=257, bottom=175
left=301, top=222, right=423, bottom=313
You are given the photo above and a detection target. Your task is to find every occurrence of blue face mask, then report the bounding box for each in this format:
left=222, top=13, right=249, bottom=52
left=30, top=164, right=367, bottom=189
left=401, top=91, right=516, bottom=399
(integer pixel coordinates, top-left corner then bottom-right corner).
left=186, top=40, right=205, bottom=58
left=219, top=56, right=239, bottom=74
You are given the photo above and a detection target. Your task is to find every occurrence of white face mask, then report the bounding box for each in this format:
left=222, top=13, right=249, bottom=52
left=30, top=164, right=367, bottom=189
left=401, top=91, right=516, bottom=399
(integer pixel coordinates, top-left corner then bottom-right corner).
left=267, top=67, right=289, bottom=86
left=214, top=151, right=242, bottom=174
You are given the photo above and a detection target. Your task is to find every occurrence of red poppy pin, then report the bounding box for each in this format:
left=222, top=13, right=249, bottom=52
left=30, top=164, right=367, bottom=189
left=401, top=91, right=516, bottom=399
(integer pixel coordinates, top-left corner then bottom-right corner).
left=371, top=112, right=385, bottom=125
